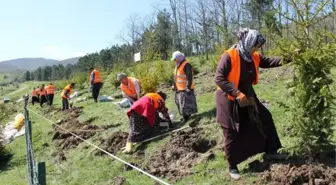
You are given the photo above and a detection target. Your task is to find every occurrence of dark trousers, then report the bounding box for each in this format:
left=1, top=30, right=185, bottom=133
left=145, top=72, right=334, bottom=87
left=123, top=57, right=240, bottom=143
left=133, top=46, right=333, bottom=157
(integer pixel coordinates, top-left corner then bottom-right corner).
left=40, top=95, right=48, bottom=107
left=92, top=82, right=103, bottom=102
left=47, top=94, right=54, bottom=105
left=32, top=96, right=39, bottom=105
left=62, top=98, right=69, bottom=111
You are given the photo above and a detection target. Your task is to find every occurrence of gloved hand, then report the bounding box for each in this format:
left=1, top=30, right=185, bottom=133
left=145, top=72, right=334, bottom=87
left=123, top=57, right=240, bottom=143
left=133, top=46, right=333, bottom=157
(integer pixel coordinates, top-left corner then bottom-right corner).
left=171, top=86, right=175, bottom=91
left=186, top=89, right=191, bottom=93
left=236, top=92, right=248, bottom=107
left=122, top=141, right=133, bottom=154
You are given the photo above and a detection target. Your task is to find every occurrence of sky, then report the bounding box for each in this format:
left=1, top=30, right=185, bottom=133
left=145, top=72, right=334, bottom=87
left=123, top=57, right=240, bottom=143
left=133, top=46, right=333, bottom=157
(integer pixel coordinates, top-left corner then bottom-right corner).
left=0, top=0, right=161, bottom=61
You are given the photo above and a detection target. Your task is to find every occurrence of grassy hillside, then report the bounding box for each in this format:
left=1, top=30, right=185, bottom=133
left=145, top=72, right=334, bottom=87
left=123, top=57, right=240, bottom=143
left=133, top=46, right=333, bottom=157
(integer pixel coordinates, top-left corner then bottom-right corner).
left=0, top=56, right=335, bottom=185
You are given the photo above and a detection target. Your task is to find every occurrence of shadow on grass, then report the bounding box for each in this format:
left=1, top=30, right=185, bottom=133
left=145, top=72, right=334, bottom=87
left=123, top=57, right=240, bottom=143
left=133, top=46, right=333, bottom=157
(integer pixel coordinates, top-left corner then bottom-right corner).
left=0, top=153, right=13, bottom=172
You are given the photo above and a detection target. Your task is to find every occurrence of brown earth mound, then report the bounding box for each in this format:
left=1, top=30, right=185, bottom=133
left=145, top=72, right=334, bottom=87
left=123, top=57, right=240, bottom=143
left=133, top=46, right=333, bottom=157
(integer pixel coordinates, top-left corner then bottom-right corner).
left=95, top=131, right=129, bottom=156
left=145, top=127, right=216, bottom=181
left=51, top=107, right=106, bottom=150
left=257, top=163, right=336, bottom=185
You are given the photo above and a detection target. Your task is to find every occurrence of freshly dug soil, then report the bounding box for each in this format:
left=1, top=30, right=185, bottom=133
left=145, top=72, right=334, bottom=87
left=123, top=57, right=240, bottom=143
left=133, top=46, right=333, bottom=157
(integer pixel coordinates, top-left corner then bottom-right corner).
left=257, top=162, right=336, bottom=185
left=95, top=131, right=129, bottom=156
left=51, top=108, right=106, bottom=150
left=145, top=127, right=216, bottom=181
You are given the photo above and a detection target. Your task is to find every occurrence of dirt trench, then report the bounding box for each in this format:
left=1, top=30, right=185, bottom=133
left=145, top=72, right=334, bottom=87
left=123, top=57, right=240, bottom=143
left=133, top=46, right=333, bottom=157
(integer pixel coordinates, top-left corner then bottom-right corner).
left=144, top=127, right=216, bottom=181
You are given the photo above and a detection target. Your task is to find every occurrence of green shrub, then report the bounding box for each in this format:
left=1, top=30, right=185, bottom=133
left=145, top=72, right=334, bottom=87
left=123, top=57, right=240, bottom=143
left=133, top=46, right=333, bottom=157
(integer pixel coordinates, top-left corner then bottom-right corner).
left=153, top=61, right=174, bottom=85
left=107, top=71, right=120, bottom=88
left=71, top=72, right=88, bottom=90
left=54, top=80, right=69, bottom=91
left=133, top=62, right=159, bottom=93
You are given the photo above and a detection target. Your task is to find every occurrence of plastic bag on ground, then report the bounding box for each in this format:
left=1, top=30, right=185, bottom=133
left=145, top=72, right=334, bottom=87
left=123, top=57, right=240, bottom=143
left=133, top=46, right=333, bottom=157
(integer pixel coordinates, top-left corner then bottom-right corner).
left=113, top=98, right=131, bottom=108
left=1, top=113, right=26, bottom=145
left=99, top=95, right=114, bottom=102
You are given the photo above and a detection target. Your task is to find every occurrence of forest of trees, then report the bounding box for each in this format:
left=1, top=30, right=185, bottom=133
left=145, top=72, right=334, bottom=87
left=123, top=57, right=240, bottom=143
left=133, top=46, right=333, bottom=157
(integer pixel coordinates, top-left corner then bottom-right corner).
left=76, top=0, right=335, bottom=71
left=25, top=0, right=335, bottom=81
left=23, top=64, right=76, bottom=81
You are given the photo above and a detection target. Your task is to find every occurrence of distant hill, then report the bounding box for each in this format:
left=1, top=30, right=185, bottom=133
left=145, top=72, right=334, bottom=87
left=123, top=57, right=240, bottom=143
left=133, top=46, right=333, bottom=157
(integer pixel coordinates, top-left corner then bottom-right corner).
left=0, top=57, right=80, bottom=73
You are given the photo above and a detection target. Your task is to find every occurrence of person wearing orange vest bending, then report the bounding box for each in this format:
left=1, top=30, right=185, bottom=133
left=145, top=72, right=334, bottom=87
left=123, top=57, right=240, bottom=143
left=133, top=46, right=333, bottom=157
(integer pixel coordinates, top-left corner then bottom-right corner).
left=171, top=51, right=198, bottom=122
left=117, top=73, right=141, bottom=104
left=215, top=28, right=292, bottom=180
left=122, top=91, right=172, bottom=153
left=31, top=87, right=39, bottom=105
left=89, top=68, right=103, bottom=103
left=38, top=84, right=48, bottom=108
left=61, top=83, right=75, bottom=111
left=46, top=83, right=55, bottom=106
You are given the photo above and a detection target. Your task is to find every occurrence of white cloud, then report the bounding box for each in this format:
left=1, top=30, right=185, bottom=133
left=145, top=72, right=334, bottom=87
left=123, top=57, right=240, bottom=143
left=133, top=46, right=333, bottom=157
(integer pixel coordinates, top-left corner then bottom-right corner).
left=41, top=46, right=86, bottom=60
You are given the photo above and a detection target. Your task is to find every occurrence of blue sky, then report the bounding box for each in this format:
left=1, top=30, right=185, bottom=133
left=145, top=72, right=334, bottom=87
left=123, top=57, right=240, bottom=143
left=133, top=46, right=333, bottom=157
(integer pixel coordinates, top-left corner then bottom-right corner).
left=0, top=0, right=162, bottom=61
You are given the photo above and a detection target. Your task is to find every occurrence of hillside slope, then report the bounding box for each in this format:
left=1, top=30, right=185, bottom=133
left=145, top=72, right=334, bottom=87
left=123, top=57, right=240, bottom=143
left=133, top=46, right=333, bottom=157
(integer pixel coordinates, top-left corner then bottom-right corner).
left=0, top=57, right=335, bottom=185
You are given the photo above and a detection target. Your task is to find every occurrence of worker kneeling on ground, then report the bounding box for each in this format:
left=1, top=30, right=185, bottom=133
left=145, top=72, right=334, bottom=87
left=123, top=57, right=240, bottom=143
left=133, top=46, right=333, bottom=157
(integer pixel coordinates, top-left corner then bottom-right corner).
left=89, top=67, right=103, bottom=103
left=31, top=87, right=39, bottom=105
left=38, top=84, right=48, bottom=108
left=61, top=83, right=75, bottom=111
left=171, top=51, right=198, bottom=122
left=46, top=83, right=55, bottom=106
left=123, top=91, right=172, bottom=154
left=117, top=73, right=141, bottom=104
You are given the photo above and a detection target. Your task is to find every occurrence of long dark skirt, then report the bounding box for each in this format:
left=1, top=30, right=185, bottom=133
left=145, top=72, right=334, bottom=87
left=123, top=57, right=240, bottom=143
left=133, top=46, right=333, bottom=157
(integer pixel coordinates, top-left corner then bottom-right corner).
left=128, top=111, right=161, bottom=143
left=175, top=91, right=198, bottom=116
left=216, top=90, right=282, bottom=166
left=31, top=96, right=39, bottom=105
left=40, top=95, right=48, bottom=107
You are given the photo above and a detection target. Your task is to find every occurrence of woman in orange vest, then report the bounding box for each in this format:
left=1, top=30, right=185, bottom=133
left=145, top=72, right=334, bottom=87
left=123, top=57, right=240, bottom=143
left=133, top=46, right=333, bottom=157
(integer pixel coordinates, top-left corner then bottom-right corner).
left=89, top=68, right=103, bottom=103
left=122, top=91, right=172, bottom=153
left=46, top=83, right=55, bottom=106
left=31, top=87, right=39, bottom=105
left=61, top=83, right=75, bottom=111
left=171, top=51, right=198, bottom=122
left=117, top=73, right=141, bottom=104
left=215, top=28, right=292, bottom=180
left=38, top=84, right=48, bottom=108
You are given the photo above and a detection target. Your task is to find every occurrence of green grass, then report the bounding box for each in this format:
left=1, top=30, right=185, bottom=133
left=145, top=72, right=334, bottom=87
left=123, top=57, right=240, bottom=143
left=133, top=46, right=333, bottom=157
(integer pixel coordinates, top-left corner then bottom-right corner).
left=0, top=56, right=335, bottom=185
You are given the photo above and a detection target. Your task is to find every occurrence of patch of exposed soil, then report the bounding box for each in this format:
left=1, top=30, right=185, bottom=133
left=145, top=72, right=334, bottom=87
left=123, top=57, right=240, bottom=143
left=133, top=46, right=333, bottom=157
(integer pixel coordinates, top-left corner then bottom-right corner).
left=95, top=131, right=129, bottom=156
left=51, top=108, right=106, bottom=150
left=113, top=176, right=126, bottom=185
left=256, top=162, right=336, bottom=185
left=51, top=151, right=67, bottom=162
left=145, top=127, right=216, bottom=181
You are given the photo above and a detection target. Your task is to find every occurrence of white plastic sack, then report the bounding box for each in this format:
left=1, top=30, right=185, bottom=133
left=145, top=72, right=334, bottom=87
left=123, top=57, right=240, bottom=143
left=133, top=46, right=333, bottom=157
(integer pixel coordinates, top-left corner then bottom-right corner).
left=113, top=98, right=131, bottom=109
left=99, top=95, right=114, bottom=102
left=69, top=91, right=78, bottom=99
left=159, top=110, right=176, bottom=122
left=1, top=122, right=26, bottom=145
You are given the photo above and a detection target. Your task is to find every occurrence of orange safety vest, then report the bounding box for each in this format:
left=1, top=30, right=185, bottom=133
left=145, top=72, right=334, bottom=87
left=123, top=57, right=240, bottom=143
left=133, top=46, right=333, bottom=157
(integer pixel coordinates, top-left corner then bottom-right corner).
left=145, top=93, right=163, bottom=109
left=217, top=48, right=260, bottom=101
left=39, top=88, right=47, bottom=96
left=32, top=90, right=37, bottom=97
left=174, top=61, right=195, bottom=91
left=61, top=85, right=72, bottom=99
left=46, top=85, right=55, bottom=95
left=120, top=77, right=138, bottom=99
left=90, top=69, right=103, bottom=84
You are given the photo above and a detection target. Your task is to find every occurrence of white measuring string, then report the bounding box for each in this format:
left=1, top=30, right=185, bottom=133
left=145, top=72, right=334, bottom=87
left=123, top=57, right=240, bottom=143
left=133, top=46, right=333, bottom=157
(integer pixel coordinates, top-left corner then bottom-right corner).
left=28, top=108, right=171, bottom=185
